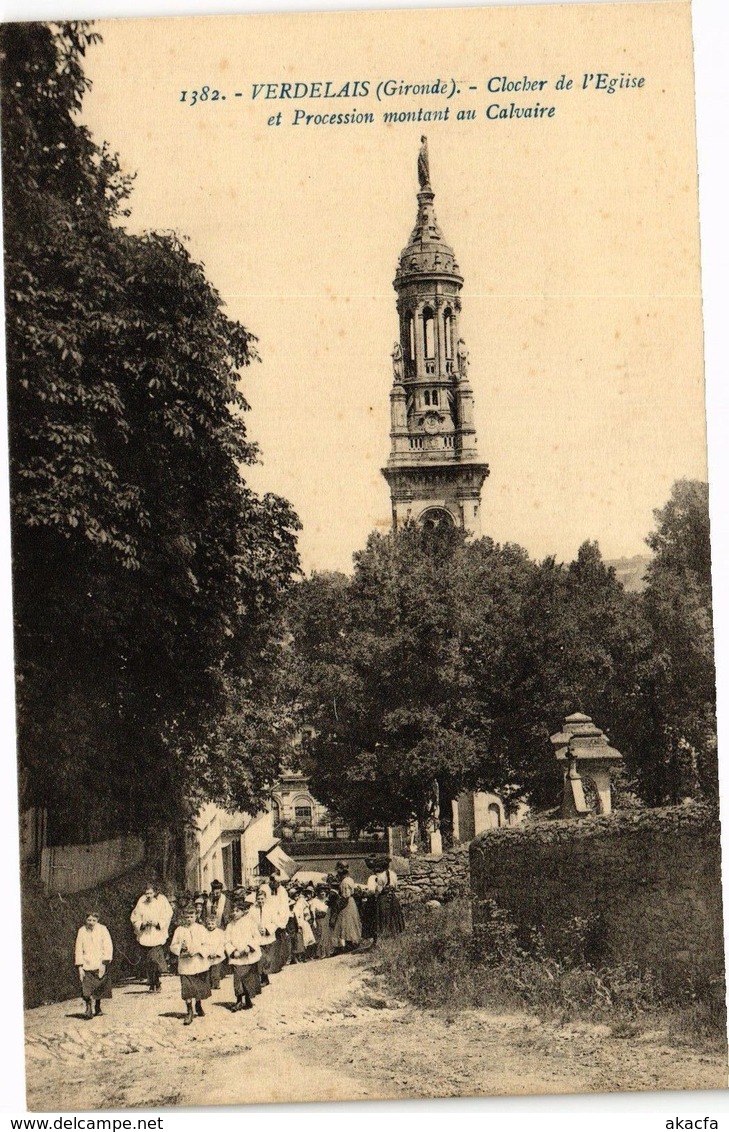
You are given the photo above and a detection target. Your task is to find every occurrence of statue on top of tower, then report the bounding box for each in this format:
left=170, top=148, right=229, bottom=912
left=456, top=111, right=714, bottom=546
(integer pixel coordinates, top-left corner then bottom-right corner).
left=417, top=135, right=431, bottom=189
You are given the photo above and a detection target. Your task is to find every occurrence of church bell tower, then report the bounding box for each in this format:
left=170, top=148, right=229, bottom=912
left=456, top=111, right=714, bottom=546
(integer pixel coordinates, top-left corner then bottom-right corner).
left=382, top=138, right=489, bottom=533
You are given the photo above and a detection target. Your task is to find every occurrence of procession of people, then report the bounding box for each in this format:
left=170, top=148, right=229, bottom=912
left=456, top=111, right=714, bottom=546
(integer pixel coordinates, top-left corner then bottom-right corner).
left=74, top=857, right=404, bottom=1024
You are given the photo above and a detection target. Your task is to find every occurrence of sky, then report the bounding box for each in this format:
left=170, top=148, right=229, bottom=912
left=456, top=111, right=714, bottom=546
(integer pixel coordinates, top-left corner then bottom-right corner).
left=75, top=1, right=707, bottom=575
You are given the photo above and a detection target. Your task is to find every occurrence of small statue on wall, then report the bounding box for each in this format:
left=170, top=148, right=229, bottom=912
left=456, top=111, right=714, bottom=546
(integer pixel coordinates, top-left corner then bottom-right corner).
left=429, top=778, right=441, bottom=831
left=457, top=338, right=470, bottom=378
left=391, top=341, right=404, bottom=382
left=427, top=778, right=443, bottom=856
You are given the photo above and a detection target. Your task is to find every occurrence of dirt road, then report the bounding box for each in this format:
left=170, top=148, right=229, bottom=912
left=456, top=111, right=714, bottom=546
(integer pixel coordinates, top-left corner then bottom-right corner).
left=24, top=953, right=726, bottom=1110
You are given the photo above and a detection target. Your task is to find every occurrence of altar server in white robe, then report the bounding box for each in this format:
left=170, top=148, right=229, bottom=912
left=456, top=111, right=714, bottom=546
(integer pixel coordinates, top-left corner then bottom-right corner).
left=130, top=882, right=173, bottom=991
left=74, top=912, right=113, bottom=1020
left=204, top=914, right=227, bottom=989
left=254, top=887, right=279, bottom=983
left=224, top=896, right=262, bottom=1010
left=169, top=905, right=212, bottom=1025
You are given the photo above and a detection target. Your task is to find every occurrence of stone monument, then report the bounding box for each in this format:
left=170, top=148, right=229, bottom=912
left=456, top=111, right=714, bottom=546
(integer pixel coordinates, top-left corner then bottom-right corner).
left=550, top=712, right=624, bottom=818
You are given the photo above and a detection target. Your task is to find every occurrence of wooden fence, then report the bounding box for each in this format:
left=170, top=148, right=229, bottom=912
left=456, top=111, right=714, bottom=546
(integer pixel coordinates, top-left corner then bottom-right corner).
left=40, top=835, right=145, bottom=893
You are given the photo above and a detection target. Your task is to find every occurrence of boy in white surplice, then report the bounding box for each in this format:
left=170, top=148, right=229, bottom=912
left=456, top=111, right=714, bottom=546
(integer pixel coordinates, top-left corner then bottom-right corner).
left=224, top=897, right=261, bottom=1010
left=74, top=911, right=113, bottom=1020
left=169, top=905, right=212, bottom=1025
left=130, top=882, right=173, bottom=992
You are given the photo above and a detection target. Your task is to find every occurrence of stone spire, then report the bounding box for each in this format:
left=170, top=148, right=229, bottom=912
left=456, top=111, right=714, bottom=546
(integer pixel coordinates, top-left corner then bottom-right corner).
left=382, top=139, right=489, bottom=534
left=394, top=140, right=461, bottom=290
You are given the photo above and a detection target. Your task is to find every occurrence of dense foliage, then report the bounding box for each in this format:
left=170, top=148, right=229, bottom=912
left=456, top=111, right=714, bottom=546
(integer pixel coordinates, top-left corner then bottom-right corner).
left=286, top=480, right=716, bottom=830
left=2, top=23, right=300, bottom=844
left=636, top=480, right=716, bottom=803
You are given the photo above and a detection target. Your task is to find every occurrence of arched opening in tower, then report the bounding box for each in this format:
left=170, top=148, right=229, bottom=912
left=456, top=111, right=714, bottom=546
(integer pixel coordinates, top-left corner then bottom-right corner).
left=423, top=308, right=435, bottom=360
left=419, top=507, right=455, bottom=531
left=444, top=309, right=453, bottom=360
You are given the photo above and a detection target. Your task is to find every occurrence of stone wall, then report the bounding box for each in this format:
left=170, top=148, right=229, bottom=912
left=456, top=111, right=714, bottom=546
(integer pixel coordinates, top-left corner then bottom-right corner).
left=399, top=844, right=470, bottom=904
left=470, top=802, right=724, bottom=989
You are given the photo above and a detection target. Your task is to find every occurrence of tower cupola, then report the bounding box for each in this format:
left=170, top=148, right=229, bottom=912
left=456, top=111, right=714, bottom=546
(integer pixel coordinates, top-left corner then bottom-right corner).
left=394, top=142, right=462, bottom=289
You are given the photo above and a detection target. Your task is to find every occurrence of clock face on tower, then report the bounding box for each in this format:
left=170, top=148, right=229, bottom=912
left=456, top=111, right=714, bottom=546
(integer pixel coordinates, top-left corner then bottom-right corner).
left=423, top=412, right=439, bottom=435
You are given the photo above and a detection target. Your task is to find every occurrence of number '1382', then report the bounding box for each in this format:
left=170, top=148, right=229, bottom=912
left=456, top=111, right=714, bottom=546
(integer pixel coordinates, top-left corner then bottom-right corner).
left=180, top=87, right=222, bottom=105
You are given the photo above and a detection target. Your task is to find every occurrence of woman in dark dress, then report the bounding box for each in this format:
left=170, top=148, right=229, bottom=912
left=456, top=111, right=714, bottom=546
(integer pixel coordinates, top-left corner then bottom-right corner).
left=374, top=858, right=405, bottom=938
left=360, top=857, right=378, bottom=942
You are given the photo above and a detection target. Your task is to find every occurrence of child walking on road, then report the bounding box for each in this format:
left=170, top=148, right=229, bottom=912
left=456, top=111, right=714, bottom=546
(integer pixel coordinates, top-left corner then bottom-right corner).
left=224, top=896, right=261, bottom=1011
left=205, top=914, right=226, bottom=989
left=169, top=905, right=212, bottom=1025
left=74, top=911, right=113, bottom=1021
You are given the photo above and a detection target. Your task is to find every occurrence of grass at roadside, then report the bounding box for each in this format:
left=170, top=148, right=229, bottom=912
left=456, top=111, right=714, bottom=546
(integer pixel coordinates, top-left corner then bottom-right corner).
left=365, top=899, right=727, bottom=1054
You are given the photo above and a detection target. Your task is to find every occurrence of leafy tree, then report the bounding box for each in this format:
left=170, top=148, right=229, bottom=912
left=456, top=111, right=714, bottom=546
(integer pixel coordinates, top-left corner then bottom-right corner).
left=286, top=525, right=652, bottom=833
left=645, top=479, right=711, bottom=583
left=285, top=529, right=476, bottom=834
left=633, top=480, right=716, bottom=803
left=448, top=539, right=651, bottom=812
left=2, top=22, right=300, bottom=847
left=287, top=483, right=715, bottom=831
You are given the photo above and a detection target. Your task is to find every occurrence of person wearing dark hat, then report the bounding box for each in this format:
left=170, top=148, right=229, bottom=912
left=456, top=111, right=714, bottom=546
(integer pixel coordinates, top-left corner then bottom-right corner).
left=332, top=862, right=362, bottom=952
left=208, top=879, right=227, bottom=928
left=193, top=893, right=208, bottom=924
left=169, top=905, right=212, bottom=1025
left=74, top=911, right=113, bottom=1020
left=224, top=896, right=261, bottom=1010
left=282, top=891, right=297, bottom=969
left=173, top=891, right=193, bottom=924
left=374, top=857, right=405, bottom=939
left=284, top=883, right=302, bottom=963
left=229, top=885, right=248, bottom=924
